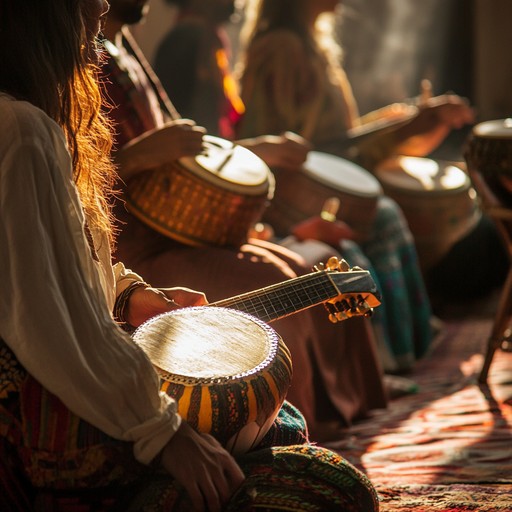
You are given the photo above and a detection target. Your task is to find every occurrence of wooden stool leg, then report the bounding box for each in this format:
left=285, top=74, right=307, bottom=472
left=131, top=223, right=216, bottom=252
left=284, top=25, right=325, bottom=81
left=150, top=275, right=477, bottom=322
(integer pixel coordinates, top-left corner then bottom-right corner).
left=479, top=266, right=512, bottom=383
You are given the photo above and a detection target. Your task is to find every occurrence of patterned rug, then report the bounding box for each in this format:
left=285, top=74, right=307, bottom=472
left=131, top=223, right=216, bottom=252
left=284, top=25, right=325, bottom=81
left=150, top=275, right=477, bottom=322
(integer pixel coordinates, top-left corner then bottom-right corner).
left=326, top=318, right=512, bottom=511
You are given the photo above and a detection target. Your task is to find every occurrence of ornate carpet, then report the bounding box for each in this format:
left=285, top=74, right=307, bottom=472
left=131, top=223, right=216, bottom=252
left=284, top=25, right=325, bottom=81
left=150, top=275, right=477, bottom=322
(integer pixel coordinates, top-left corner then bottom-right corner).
left=326, top=318, right=512, bottom=511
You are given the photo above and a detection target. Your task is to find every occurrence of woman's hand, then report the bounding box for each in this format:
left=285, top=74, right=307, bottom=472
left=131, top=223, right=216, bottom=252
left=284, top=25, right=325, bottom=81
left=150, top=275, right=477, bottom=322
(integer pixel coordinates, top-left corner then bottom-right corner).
left=116, top=119, right=207, bottom=179
left=291, top=215, right=356, bottom=247
left=160, top=422, right=245, bottom=512
left=393, top=94, right=475, bottom=156
left=237, top=131, right=311, bottom=171
left=125, top=286, right=207, bottom=328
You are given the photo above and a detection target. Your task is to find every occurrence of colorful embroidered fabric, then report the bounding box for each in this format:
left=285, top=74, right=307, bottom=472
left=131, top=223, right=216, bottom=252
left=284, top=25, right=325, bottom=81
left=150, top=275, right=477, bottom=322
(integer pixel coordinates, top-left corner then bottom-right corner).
left=0, top=339, right=378, bottom=511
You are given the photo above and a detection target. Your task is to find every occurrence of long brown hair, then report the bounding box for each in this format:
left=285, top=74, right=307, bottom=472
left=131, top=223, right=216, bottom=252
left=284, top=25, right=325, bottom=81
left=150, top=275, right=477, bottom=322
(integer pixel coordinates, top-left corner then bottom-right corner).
left=0, top=0, right=116, bottom=244
left=240, top=0, right=313, bottom=50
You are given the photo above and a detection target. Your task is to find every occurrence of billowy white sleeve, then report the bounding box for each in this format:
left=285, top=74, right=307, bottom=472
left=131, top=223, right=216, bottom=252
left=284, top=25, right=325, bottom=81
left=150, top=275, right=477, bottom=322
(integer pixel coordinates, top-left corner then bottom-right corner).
left=0, top=99, right=180, bottom=465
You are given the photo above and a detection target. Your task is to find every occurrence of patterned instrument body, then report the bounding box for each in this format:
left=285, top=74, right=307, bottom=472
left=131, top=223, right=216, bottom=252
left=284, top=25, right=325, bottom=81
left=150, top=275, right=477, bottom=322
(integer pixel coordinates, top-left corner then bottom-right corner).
left=375, top=156, right=480, bottom=269
left=263, top=151, right=383, bottom=242
left=465, top=119, right=512, bottom=179
left=133, top=307, right=292, bottom=455
left=125, top=135, right=274, bottom=248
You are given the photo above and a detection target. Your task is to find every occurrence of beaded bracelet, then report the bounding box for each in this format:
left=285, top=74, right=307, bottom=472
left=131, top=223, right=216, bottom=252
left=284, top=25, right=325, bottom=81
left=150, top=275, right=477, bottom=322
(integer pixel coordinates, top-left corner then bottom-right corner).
left=114, top=280, right=150, bottom=332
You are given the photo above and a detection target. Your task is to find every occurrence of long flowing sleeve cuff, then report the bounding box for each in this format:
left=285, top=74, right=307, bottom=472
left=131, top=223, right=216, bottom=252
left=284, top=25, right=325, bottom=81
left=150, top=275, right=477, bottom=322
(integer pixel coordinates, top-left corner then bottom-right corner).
left=126, top=392, right=183, bottom=465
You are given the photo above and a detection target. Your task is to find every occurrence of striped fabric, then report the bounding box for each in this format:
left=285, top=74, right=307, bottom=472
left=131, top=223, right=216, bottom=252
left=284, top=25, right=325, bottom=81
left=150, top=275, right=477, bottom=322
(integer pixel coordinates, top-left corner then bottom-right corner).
left=1, top=338, right=378, bottom=511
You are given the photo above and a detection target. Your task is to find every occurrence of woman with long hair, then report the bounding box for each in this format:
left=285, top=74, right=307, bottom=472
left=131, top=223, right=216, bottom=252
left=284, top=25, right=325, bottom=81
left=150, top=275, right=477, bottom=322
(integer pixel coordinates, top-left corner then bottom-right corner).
left=0, top=1, right=379, bottom=510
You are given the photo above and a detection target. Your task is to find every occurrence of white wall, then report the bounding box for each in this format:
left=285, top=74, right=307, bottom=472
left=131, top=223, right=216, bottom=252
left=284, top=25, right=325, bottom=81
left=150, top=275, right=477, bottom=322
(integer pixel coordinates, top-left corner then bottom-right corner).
left=131, top=0, right=179, bottom=64
left=473, top=0, right=512, bottom=121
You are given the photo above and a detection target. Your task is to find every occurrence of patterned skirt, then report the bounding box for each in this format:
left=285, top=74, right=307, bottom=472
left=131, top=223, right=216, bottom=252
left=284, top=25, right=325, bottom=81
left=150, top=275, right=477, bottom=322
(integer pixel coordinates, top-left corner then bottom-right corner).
left=342, top=196, right=433, bottom=373
left=0, top=339, right=379, bottom=511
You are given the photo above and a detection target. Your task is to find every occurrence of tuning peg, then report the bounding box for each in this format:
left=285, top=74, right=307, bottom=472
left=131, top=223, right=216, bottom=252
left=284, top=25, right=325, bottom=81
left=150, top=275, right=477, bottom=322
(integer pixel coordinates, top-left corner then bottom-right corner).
left=339, top=259, right=351, bottom=272
left=356, top=299, right=370, bottom=315
left=313, top=262, right=326, bottom=272
left=325, top=256, right=339, bottom=270
left=336, top=311, right=349, bottom=321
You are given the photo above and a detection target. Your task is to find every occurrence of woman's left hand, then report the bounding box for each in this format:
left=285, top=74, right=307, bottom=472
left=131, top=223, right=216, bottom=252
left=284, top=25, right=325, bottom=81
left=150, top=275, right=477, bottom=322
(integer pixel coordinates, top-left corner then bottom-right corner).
left=126, top=286, right=208, bottom=328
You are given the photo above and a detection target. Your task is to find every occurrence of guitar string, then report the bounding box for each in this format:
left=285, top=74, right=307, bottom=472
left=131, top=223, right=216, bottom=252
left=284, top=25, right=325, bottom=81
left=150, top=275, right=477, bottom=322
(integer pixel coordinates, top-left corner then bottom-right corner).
left=216, top=274, right=339, bottom=322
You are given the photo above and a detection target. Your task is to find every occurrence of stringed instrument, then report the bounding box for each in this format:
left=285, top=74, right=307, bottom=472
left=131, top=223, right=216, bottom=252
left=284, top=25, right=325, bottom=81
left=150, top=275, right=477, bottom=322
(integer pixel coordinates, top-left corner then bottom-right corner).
left=210, top=256, right=380, bottom=323
left=133, top=257, right=380, bottom=454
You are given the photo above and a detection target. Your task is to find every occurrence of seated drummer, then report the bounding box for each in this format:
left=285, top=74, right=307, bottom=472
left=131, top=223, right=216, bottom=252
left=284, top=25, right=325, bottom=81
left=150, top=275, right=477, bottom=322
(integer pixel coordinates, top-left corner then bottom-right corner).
left=234, top=0, right=511, bottom=308
left=0, top=1, right=379, bottom=511
left=100, top=0, right=388, bottom=440
left=147, top=0, right=433, bottom=376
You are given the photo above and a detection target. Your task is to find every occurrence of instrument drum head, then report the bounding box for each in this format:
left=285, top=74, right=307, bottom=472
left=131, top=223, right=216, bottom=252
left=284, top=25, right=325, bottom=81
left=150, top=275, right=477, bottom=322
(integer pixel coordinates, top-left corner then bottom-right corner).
left=133, top=307, right=292, bottom=454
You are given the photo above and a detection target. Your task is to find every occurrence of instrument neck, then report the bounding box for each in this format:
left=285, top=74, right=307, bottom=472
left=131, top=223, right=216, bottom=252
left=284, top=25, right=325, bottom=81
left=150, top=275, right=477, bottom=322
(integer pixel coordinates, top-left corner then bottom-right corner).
left=211, top=271, right=337, bottom=322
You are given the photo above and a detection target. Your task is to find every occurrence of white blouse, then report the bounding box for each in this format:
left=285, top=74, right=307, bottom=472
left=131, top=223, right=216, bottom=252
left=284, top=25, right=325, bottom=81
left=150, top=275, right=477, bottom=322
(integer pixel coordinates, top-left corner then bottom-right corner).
left=0, top=95, right=180, bottom=464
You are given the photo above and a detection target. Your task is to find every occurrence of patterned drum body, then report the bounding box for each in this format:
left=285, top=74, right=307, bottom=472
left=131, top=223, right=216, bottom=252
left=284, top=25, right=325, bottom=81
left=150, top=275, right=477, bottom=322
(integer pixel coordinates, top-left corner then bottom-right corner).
left=465, top=119, right=512, bottom=179
left=263, top=151, right=383, bottom=241
left=125, top=136, right=274, bottom=248
left=132, top=307, right=292, bottom=455
left=375, top=156, right=481, bottom=269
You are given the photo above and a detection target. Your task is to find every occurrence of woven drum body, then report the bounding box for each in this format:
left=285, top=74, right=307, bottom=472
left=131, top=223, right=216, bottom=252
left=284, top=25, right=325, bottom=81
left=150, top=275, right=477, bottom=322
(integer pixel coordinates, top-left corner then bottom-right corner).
left=125, top=136, right=274, bottom=248
left=375, top=156, right=481, bottom=269
left=132, top=307, right=292, bottom=455
left=263, top=151, right=383, bottom=241
left=465, top=119, right=512, bottom=178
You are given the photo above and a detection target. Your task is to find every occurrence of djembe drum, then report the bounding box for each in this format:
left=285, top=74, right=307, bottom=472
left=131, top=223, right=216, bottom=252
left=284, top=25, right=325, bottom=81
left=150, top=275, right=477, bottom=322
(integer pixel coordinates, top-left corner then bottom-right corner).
left=125, top=135, right=274, bottom=248
left=263, top=151, right=383, bottom=242
left=465, top=119, right=512, bottom=205
left=375, top=156, right=481, bottom=269
left=464, top=119, right=512, bottom=382
left=132, top=307, right=292, bottom=455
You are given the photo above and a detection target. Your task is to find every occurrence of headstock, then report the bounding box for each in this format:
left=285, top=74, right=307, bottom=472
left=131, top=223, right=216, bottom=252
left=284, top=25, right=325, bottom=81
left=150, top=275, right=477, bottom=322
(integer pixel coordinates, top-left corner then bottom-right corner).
left=314, top=256, right=381, bottom=323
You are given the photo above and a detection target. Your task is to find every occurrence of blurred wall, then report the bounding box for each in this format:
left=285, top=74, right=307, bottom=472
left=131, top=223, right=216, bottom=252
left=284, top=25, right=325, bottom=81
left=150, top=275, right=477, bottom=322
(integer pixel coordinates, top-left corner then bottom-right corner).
left=338, top=0, right=473, bottom=115
left=131, top=0, right=178, bottom=63
left=473, top=0, right=512, bottom=121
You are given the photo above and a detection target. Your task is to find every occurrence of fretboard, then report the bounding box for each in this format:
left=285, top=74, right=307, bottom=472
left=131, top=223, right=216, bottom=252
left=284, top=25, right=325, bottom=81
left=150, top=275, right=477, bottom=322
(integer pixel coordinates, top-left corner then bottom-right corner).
left=211, top=271, right=338, bottom=323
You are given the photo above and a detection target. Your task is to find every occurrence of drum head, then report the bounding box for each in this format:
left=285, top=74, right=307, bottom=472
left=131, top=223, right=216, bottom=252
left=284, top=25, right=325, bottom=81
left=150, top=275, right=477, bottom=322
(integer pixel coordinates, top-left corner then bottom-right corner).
left=303, top=151, right=382, bottom=198
left=179, top=135, right=272, bottom=196
left=473, top=118, right=512, bottom=139
left=133, top=307, right=281, bottom=384
left=376, top=156, right=470, bottom=195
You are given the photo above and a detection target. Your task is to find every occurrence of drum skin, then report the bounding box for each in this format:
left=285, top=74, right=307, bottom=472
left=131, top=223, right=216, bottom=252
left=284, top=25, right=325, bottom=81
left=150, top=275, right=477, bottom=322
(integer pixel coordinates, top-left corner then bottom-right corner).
left=125, top=136, right=274, bottom=248
left=132, top=307, right=292, bottom=455
left=263, top=151, right=383, bottom=242
left=375, top=156, right=481, bottom=269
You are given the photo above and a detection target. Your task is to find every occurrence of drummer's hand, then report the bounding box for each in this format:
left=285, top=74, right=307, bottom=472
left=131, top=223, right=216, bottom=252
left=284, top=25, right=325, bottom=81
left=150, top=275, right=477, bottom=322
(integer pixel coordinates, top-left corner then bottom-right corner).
left=125, top=286, right=207, bottom=328
left=116, top=119, right=206, bottom=179
left=142, top=119, right=206, bottom=162
left=160, top=422, right=245, bottom=512
left=237, top=131, right=311, bottom=171
left=291, top=216, right=356, bottom=247
left=394, top=94, right=475, bottom=156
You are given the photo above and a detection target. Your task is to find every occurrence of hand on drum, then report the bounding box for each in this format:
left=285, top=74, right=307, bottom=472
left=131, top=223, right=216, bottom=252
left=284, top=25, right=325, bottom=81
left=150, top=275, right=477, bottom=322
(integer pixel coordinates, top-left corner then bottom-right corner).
left=125, top=285, right=207, bottom=328
left=394, top=94, right=475, bottom=157
left=116, top=119, right=206, bottom=179
left=237, top=131, right=311, bottom=171
left=160, top=422, right=245, bottom=512
left=291, top=215, right=356, bottom=248
left=145, top=119, right=207, bottom=162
